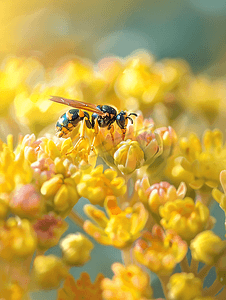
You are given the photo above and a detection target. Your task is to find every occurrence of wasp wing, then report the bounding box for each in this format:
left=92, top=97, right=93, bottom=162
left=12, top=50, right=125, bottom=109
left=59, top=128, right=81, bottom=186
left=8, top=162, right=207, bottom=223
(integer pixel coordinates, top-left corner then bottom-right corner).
left=49, top=96, right=105, bottom=116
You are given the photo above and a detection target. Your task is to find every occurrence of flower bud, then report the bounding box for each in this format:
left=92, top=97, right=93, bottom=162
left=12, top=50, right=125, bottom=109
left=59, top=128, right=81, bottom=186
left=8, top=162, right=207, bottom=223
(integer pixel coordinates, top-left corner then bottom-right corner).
left=60, top=233, right=94, bottom=266
left=10, top=184, right=43, bottom=219
left=33, top=213, right=68, bottom=250
left=190, top=231, right=226, bottom=265
left=32, top=255, right=68, bottom=290
left=114, top=140, right=144, bottom=175
left=168, top=273, right=202, bottom=300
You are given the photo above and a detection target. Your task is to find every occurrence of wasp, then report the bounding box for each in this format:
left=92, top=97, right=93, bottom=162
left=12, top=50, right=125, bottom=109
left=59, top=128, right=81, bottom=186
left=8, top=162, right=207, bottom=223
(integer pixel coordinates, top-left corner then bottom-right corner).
left=49, top=96, right=137, bottom=151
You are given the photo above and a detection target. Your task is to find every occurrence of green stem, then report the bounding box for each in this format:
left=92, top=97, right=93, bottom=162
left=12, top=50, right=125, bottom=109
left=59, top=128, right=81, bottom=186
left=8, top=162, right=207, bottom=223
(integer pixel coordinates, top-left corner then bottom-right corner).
left=69, top=210, right=85, bottom=228
left=215, top=288, right=226, bottom=300
left=121, top=246, right=132, bottom=266
left=203, top=279, right=224, bottom=297
left=190, top=257, right=199, bottom=276
left=159, top=276, right=169, bottom=300
left=197, top=264, right=212, bottom=280
left=180, top=256, right=190, bottom=273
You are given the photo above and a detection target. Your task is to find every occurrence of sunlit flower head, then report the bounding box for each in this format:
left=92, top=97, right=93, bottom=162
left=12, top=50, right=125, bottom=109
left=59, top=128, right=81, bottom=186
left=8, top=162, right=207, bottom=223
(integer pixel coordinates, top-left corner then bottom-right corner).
left=10, top=184, right=43, bottom=219
left=101, top=262, right=153, bottom=300
left=135, top=177, right=186, bottom=215
left=15, top=134, right=42, bottom=163
left=167, top=273, right=202, bottom=300
left=83, top=196, right=148, bottom=249
left=0, top=56, right=45, bottom=116
left=169, top=129, right=226, bottom=190
left=97, top=114, right=165, bottom=175
left=31, top=157, right=55, bottom=186
left=160, top=198, right=214, bottom=242
left=0, top=217, right=37, bottom=261
left=134, top=225, right=187, bottom=276
left=0, top=137, right=33, bottom=193
left=40, top=157, right=80, bottom=217
left=179, top=75, right=226, bottom=123
left=77, top=165, right=126, bottom=205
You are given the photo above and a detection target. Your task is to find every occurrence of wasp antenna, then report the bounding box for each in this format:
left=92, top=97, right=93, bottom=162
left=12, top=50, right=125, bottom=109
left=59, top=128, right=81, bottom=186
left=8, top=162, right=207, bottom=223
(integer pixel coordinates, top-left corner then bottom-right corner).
left=128, top=113, right=138, bottom=117
left=126, top=116, right=134, bottom=124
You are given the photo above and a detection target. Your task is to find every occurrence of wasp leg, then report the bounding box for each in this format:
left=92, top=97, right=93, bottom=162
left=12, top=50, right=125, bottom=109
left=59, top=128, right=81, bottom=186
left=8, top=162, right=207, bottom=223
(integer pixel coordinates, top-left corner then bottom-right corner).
left=121, top=128, right=126, bottom=141
left=89, top=118, right=99, bottom=153
left=65, top=117, right=87, bottom=155
left=74, top=117, right=87, bottom=149
left=108, top=124, right=114, bottom=142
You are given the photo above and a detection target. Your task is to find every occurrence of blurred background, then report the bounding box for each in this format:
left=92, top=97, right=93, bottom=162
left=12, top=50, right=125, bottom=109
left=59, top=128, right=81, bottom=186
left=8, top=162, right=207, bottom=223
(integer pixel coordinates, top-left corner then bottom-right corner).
left=1, top=1, right=226, bottom=299
left=1, top=0, right=226, bottom=75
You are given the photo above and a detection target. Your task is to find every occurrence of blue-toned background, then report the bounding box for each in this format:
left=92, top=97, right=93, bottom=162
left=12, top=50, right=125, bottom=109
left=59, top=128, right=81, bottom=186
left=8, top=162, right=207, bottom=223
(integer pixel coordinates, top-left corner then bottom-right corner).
left=1, top=0, right=226, bottom=75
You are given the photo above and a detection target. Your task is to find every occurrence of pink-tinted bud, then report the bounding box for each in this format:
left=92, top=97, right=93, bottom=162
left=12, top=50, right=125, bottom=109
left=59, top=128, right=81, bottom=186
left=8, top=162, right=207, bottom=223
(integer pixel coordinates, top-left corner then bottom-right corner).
left=10, top=184, right=43, bottom=218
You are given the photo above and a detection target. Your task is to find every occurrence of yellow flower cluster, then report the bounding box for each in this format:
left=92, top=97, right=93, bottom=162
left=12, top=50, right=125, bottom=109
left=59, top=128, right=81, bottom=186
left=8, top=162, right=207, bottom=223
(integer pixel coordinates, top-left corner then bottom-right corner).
left=167, top=129, right=226, bottom=191
left=76, top=165, right=126, bottom=205
left=101, top=263, right=153, bottom=300
left=83, top=196, right=148, bottom=248
left=1, top=51, right=226, bottom=300
left=160, top=197, right=214, bottom=242
left=134, top=225, right=187, bottom=276
left=135, top=177, right=186, bottom=216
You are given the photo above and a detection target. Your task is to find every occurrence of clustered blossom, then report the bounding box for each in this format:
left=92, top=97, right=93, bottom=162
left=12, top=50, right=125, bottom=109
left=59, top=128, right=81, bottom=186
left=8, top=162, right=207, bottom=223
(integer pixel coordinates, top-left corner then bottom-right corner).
left=83, top=196, right=148, bottom=248
left=101, top=263, right=153, bottom=300
left=76, top=165, right=127, bottom=205
left=168, top=129, right=226, bottom=191
left=159, top=197, right=214, bottom=242
left=0, top=52, right=226, bottom=299
left=135, top=177, right=186, bottom=216
left=134, top=225, right=187, bottom=276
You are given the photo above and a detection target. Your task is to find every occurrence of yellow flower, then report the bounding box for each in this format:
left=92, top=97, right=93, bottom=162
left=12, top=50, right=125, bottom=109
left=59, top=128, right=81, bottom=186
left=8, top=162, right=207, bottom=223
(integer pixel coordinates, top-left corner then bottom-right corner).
left=33, top=213, right=68, bottom=251
left=40, top=158, right=80, bottom=217
left=179, top=75, right=226, bottom=123
left=212, top=170, right=226, bottom=233
left=38, top=136, right=74, bottom=161
left=0, top=217, right=37, bottom=261
left=10, top=184, right=43, bottom=219
left=190, top=231, right=226, bottom=265
left=0, top=193, right=9, bottom=219
left=115, top=53, right=159, bottom=101
left=168, top=273, right=202, bottom=300
left=31, top=157, right=55, bottom=186
left=0, top=56, right=45, bottom=116
left=113, top=140, right=145, bottom=175
left=0, top=281, right=24, bottom=300
left=134, top=225, right=187, bottom=276
left=170, top=129, right=226, bottom=190
left=77, top=165, right=126, bottom=205
left=97, top=114, right=164, bottom=174
left=159, top=198, right=214, bottom=242
left=135, top=178, right=186, bottom=215
left=57, top=272, right=104, bottom=300
left=13, top=87, right=69, bottom=135
left=60, top=233, right=94, bottom=266
left=32, top=255, right=68, bottom=290
left=14, top=134, right=41, bottom=163
left=83, top=196, right=148, bottom=249
left=101, top=263, right=153, bottom=300
left=38, top=135, right=97, bottom=167
left=0, top=138, right=33, bottom=193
